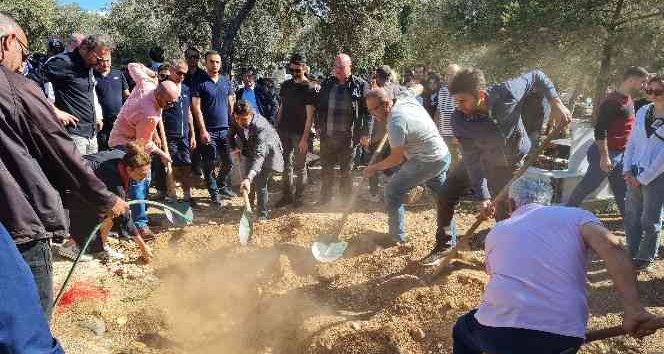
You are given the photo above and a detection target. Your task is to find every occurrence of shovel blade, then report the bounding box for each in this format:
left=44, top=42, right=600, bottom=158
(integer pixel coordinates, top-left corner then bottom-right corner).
left=164, top=201, right=194, bottom=226
left=312, top=235, right=348, bottom=262
left=239, top=211, right=253, bottom=245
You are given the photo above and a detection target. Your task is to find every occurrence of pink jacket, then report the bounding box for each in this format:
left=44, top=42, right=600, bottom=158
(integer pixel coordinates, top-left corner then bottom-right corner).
left=108, top=63, right=161, bottom=152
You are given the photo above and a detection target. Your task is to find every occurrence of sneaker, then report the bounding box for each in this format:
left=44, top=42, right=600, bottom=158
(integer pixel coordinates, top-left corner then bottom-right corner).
left=138, top=226, right=155, bottom=241
left=97, top=245, right=125, bottom=260
left=55, top=243, right=93, bottom=262
left=213, top=198, right=226, bottom=208
left=633, top=259, right=653, bottom=272
left=275, top=197, right=293, bottom=208
left=219, top=188, right=237, bottom=199
left=421, top=244, right=453, bottom=267
left=185, top=197, right=198, bottom=208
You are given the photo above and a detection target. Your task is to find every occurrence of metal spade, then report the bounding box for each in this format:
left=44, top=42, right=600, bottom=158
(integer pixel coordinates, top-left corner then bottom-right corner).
left=239, top=190, right=254, bottom=245
left=311, top=133, right=389, bottom=262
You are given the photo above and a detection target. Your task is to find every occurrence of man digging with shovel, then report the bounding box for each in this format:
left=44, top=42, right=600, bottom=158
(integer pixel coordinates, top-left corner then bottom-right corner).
left=452, top=174, right=656, bottom=354
left=423, top=68, right=573, bottom=266
left=363, top=87, right=454, bottom=245
left=233, top=100, right=284, bottom=223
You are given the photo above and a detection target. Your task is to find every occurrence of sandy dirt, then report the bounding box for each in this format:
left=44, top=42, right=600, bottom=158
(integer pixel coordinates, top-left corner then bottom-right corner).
left=50, top=176, right=664, bottom=354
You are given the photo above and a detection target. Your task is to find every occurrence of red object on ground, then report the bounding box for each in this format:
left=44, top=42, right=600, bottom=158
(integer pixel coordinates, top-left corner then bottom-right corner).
left=57, top=281, right=109, bottom=310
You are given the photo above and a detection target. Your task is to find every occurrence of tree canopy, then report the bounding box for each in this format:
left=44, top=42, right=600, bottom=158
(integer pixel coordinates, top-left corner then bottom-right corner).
left=2, top=0, right=663, bottom=103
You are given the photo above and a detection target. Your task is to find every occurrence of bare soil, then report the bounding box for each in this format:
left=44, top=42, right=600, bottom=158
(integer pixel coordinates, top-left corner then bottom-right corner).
left=51, top=178, right=664, bottom=354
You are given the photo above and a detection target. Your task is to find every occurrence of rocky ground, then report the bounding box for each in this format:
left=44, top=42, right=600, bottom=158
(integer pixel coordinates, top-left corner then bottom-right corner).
left=50, top=175, right=664, bottom=354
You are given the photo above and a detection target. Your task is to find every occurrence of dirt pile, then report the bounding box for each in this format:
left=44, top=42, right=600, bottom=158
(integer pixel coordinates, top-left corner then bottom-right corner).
left=50, top=186, right=664, bottom=354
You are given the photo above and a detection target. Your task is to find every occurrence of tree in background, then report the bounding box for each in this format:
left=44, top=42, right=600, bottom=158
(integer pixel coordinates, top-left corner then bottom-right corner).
left=427, top=0, right=664, bottom=114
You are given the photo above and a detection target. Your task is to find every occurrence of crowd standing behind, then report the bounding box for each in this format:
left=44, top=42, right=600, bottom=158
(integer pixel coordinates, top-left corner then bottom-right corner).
left=1, top=11, right=663, bottom=352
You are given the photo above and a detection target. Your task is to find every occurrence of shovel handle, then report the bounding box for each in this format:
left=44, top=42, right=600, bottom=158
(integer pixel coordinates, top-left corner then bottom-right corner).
left=241, top=189, right=252, bottom=213
left=585, top=317, right=664, bottom=343
left=429, top=125, right=565, bottom=282
left=335, top=133, right=390, bottom=234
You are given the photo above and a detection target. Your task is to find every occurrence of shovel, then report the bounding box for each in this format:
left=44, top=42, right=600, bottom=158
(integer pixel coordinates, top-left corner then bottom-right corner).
left=158, top=120, right=193, bottom=227
left=584, top=316, right=664, bottom=343
left=428, top=124, right=565, bottom=282
left=311, top=133, right=389, bottom=263
left=239, top=189, right=254, bottom=245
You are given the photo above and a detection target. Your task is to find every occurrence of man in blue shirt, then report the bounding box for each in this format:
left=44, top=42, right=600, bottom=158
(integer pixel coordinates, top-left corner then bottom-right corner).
left=191, top=51, right=236, bottom=206
left=94, top=52, right=129, bottom=150
left=236, top=71, right=278, bottom=124
left=422, top=68, right=572, bottom=266
left=154, top=60, right=197, bottom=205
left=0, top=223, right=64, bottom=354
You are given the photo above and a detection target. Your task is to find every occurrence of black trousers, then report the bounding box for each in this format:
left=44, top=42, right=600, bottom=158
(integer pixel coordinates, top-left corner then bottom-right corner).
left=320, top=133, right=355, bottom=199
left=435, top=159, right=515, bottom=246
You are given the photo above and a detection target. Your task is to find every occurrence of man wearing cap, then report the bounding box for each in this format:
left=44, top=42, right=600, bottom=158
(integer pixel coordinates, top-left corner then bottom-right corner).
left=274, top=53, right=317, bottom=207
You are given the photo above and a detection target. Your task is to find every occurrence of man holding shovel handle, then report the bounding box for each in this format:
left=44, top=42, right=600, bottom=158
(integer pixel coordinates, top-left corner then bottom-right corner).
left=422, top=67, right=574, bottom=266
left=451, top=175, right=656, bottom=354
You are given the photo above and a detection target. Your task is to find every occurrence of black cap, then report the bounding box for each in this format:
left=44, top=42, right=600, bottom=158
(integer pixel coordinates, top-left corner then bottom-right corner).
left=289, top=53, right=306, bottom=65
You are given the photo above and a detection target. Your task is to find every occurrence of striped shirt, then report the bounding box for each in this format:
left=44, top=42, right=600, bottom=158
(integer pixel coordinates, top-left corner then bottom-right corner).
left=437, top=85, right=456, bottom=138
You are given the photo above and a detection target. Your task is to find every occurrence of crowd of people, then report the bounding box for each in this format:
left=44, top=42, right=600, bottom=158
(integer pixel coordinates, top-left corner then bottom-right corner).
left=1, top=10, right=663, bottom=354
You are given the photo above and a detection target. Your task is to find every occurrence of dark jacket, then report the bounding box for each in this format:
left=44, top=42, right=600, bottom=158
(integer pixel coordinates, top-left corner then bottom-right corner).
left=236, top=84, right=279, bottom=124
left=28, top=49, right=98, bottom=138
left=452, top=70, right=558, bottom=199
left=0, top=65, right=115, bottom=244
left=230, top=114, right=284, bottom=179
left=316, top=75, right=371, bottom=142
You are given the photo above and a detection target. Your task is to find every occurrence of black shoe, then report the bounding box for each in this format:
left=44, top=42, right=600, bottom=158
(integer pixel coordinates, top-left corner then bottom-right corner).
left=185, top=198, right=198, bottom=208
left=633, top=259, right=653, bottom=272
left=219, top=188, right=237, bottom=199
left=292, top=199, right=304, bottom=208
left=421, top=244, right=453, bottom=266
left=214, top=198, right=226, bottom=208
left=275, top=197, right=293, bottom=208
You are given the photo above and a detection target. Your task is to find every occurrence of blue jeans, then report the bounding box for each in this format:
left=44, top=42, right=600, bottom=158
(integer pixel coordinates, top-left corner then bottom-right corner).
left=17, top=239, right=53, bottom=320
left=384, top=155, right=456, bottom=243
left=566, top=144, right=626, bottom=217
left=453, top=310, right=583, bottom=354
left=625, top=173, right=664, bottom=262
left=128, top=176, right=150, bottom=228
left=202, top=128, right=233, bottom=200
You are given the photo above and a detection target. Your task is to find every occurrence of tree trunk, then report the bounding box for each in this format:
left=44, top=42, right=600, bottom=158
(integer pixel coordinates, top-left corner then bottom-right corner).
left=220, top=0, right=258, bottom=74
left=211, top=1, right=226, bottom=52
left=591, top=39, right=614, bottom=122
left=591, top=0, right=625, bottom=122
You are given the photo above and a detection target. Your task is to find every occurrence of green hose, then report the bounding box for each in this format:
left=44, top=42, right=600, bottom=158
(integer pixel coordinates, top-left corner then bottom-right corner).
left=52, top=200, right=193, bottom=311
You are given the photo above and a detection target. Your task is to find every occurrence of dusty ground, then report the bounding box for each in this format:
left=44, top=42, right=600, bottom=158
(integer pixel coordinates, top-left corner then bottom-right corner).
left=50, top=174, right=664, bottom=354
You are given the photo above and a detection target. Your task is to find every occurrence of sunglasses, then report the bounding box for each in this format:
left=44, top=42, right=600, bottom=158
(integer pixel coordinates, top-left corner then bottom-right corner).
left=1, top=35, right=31, bottom=61
left=645, top=88, right=664, bottom=96
left=163, top=100, right=177, bottom=109
left=16, top=36, right=31, bottom=60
